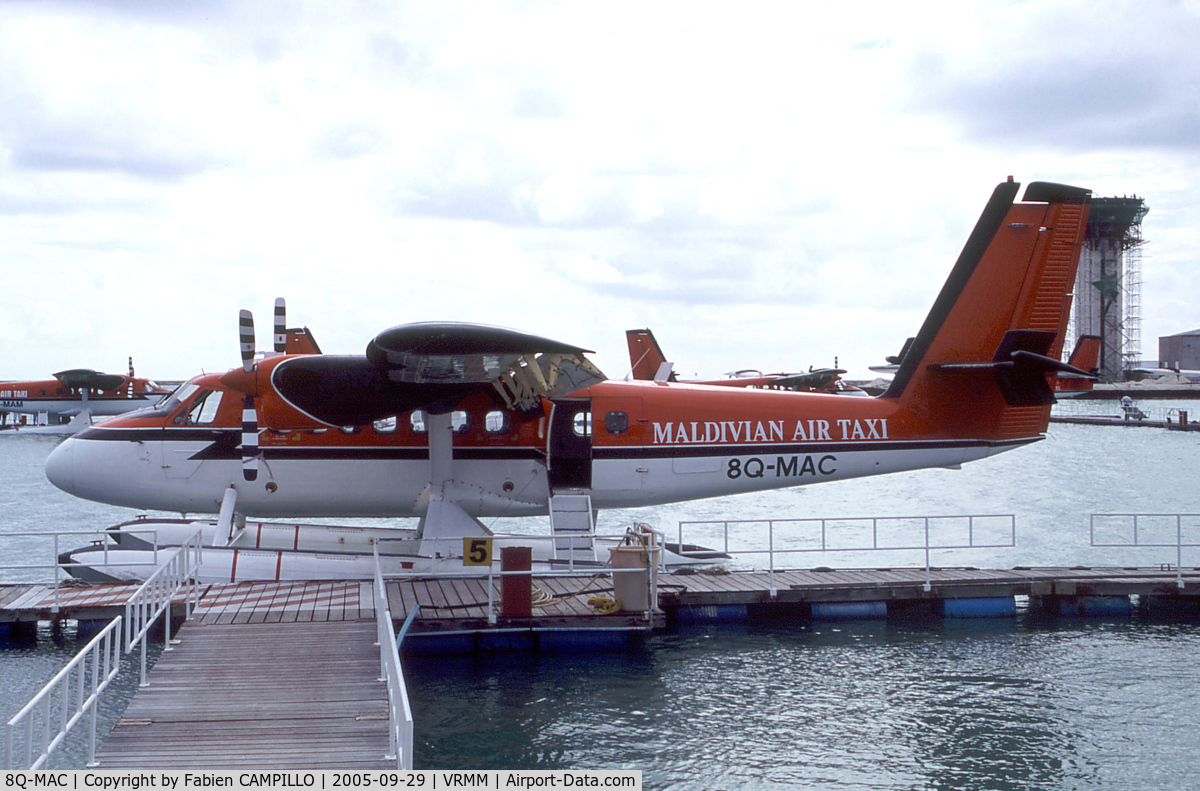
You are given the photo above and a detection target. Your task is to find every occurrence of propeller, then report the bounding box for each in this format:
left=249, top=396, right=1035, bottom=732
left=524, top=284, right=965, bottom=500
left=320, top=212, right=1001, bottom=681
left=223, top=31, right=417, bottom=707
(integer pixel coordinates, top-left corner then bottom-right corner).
left=237, top=309, right=259, bottom=482
left=274, top=298, right=287, bottom=353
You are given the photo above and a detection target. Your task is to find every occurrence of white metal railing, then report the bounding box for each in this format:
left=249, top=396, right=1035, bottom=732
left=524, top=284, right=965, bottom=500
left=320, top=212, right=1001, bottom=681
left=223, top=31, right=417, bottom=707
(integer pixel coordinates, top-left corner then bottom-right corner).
left=677, top=515, right=1016, bottom=594
left=2, top=528, right=204, bottom=769
left=383, top=524, right=664, bottom=626
left=1091, top=513, right=1200, bottom=589
left=4, top=616, right=123, bottom=770
left=124, top=529, right=204, bottom=686
left=0, top=529, right=170, bottom=612
left=372, top=545, right=414, bottom=770
left=1053, top=400, right=1196, bottom=425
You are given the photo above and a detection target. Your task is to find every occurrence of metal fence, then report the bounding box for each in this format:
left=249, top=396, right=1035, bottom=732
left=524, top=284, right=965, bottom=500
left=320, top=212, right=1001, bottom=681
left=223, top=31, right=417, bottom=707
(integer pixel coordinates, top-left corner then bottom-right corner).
left=677, top=514, right=1016, bottom=594
left=372, top=545, right=414, bottom=769
left=0, top=528, right=176, bottom=612
left=2, top=529, right=203, bottom=769
left=4, top=616, right=123, bottom=770
left=123, top=529, right=204, bottom=686
left=1091, top=513, right=1200, bottom=589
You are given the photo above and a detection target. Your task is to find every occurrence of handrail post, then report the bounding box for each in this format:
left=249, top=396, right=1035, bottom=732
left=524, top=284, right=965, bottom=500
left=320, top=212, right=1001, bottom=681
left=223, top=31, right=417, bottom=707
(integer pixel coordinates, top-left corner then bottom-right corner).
left=487, top=564, right=496, bottom=625
left=52, top=534, right=61, bottom=614
left=768, top=520, right=776, bottom=598
left=923, top=518, right=932, bottom=592
left=1178, top=515, right=1185, bottom=589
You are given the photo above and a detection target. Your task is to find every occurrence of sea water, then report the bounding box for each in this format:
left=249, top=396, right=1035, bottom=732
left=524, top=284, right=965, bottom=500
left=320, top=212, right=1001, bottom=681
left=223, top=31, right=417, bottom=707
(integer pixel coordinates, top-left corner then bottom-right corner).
left=3, top=411, right=1200, bottom=787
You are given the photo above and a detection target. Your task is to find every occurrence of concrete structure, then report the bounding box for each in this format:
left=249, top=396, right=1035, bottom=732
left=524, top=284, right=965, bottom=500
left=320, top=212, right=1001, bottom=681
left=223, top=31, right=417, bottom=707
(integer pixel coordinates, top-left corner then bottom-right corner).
left=1071, top=197, right=1148, bottom=380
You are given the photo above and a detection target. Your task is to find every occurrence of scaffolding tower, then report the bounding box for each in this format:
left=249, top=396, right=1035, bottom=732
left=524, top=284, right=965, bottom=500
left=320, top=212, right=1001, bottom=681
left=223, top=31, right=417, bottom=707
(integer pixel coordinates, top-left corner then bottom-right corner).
left=1070, top=196, right=1148, bottom=380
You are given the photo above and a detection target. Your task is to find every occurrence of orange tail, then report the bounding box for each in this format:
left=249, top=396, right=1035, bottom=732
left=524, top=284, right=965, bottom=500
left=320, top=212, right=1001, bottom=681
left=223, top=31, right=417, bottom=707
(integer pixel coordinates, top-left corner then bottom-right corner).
left=1056, top=334, right=1102, bottom=395
left=883, top=179, right=1091, bottom=441
left=1066, top=334, right=1101, bottom=373
left=285, top=327, right=322, bottom=355
left=626, top=328, right=676, bottom=381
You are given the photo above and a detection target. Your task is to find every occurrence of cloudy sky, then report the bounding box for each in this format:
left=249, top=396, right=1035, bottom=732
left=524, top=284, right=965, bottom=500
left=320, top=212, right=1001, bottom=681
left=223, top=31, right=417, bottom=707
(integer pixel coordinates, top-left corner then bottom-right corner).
left=2, top=0, right=1198, bottom=383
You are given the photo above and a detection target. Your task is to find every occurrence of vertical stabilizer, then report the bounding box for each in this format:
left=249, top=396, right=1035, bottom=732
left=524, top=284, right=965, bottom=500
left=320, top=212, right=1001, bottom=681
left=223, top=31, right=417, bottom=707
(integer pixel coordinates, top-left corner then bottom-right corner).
left=883, top=180, right=1091, bottom=441
left=626, top=329, right=676, bottom=381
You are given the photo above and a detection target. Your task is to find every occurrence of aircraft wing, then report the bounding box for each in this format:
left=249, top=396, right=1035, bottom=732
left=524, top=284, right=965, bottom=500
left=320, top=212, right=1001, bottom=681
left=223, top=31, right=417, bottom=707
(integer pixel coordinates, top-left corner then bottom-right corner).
left=271, top=322, right=606, bottom=426
left=53, top=369, right=127, bottom=392
left=765, top=368, right=847, bottom=390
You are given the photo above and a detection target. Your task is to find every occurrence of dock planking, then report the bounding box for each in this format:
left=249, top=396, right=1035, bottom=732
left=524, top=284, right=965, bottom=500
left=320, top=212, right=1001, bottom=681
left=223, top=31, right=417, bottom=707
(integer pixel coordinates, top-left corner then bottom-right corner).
left=659, top=565, right=1200, bottom=608
left=4, top=567, right=1200, bottom=629
left=93, top=619, right=394, bottom=769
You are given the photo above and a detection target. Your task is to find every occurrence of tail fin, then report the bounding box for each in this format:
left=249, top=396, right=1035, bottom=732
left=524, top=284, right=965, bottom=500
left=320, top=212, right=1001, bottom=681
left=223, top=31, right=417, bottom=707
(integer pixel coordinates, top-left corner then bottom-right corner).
left=883, top=179, right=1091, bottom=440
left=1056, top=334, right=1102, bottom=395
left=626, top=329, right=676, bottom=381
left=1066, top=334, right=1101, bottom=373
left=285, top=327, right=322, bottom=355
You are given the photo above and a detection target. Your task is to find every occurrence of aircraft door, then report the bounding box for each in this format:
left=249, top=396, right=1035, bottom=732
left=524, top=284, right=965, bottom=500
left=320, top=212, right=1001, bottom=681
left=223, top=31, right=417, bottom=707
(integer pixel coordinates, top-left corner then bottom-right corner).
left=547, top=399, right=592, bottom=490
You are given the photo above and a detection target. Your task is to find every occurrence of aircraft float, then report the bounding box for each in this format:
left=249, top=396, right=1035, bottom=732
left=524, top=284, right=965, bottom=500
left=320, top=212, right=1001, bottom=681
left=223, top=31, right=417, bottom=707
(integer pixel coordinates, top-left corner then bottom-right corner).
left=0, top=361, right=172, bottom=434
left=47, top=178, right=1096, bottom=582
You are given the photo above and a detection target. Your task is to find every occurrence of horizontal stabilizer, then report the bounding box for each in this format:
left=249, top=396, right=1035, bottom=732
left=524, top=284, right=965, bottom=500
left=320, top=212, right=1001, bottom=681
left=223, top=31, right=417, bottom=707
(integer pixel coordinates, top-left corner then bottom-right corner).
left=930, top=330, right=1094, bottom=407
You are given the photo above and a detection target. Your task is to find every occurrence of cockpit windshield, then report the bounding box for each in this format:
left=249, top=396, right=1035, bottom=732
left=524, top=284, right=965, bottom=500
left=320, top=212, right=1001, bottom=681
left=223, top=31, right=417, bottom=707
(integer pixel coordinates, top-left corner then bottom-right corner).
left=126, top=382, right=201, bottom=420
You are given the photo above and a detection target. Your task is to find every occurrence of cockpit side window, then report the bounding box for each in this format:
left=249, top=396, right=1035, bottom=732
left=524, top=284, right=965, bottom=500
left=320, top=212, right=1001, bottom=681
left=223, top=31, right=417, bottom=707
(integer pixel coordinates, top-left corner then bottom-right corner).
left=184, top=390, right=224, bottom=425
left=153, top=383, right=202, bottom=423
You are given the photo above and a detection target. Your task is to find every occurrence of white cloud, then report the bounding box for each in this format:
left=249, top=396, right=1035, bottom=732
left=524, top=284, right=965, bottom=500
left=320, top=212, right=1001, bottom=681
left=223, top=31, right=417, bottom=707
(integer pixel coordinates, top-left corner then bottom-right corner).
left=0, top=0, right=1196, bottom=382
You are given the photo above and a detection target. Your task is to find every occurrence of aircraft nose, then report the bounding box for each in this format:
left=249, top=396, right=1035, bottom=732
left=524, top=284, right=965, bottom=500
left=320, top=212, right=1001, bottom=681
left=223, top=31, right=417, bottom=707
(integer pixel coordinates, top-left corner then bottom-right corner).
left=45, top=439, right=77, bottom=496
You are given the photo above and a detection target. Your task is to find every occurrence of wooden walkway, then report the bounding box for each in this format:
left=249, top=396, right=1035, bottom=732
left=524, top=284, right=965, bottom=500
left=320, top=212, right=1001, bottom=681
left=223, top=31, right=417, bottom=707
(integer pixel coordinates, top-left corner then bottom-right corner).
left=6, top=567, right=1200, bottom=628
left=660, top=565, right=1200, bottom=608
left=93, top=606, right=394, bottom=768
left=386, top=574, right=658, bottom=634
left=6, top=566, right=1200, bottom=767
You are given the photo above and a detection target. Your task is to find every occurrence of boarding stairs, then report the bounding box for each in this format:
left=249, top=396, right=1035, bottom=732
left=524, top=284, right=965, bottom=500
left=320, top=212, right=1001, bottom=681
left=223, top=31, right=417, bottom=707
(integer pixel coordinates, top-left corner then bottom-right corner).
left=549, top=493, right=596, bottom=563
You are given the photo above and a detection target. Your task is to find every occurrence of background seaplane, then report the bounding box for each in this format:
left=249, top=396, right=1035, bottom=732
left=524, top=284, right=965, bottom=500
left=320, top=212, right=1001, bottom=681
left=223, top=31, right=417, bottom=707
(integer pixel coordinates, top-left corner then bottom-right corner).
left=0, top=361, right=172, bottom=434
left=49, top=178, right=1096, bottom=582
left=626, top=327, right=868, bottom=395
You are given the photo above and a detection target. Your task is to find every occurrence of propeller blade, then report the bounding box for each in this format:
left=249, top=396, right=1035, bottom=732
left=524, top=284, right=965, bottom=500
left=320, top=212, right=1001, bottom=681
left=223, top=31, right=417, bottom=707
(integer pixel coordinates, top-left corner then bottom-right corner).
left=237, top=308, right=260, bottom=480
left=241, top=394, right=259, bottom=482
left=239, top=310, right=255, bottom=373
left=273, top=298, right=286, bottom=353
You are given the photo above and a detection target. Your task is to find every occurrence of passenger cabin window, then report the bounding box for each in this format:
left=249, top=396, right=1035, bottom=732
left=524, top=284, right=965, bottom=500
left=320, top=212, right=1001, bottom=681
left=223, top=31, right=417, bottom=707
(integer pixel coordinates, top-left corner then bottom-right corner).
left=572, top=411, right=592, bottom=438
left=485, top=410, right=509, bottom=433
left=411, top=411, right=427, bottom=434
left=340, top=425, right=361, bottom=434
left=373, top=416, right=397, bottom=434
left=451, top=410, right=469, bottom=433
left=604, top=411, right=629, bottom=435
left=184, top=390, right=224, bottom=425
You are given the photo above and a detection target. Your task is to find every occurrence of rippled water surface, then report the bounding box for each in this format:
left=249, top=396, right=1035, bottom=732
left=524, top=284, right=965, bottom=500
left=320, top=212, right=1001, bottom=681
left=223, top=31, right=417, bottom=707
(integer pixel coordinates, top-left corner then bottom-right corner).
left=4, top=413, right=1200, bottom=786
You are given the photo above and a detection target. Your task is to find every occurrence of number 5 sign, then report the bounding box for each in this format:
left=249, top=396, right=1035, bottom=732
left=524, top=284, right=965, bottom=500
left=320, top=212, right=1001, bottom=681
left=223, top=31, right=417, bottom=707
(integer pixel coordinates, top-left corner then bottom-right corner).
left=463, top=537, right=493, bottom=566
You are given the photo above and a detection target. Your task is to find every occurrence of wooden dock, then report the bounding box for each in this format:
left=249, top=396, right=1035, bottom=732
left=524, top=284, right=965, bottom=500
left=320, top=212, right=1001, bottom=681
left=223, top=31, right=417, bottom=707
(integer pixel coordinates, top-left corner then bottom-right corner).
left=1050, top=414, right=1200, bottom=431
left=5, top=566, right=1200, bottom=630
left=94, top=619, right=394, bottom=769
left=5, top=566, right=1200, bottom=768
left=660, top=565, right=1200, bottom=610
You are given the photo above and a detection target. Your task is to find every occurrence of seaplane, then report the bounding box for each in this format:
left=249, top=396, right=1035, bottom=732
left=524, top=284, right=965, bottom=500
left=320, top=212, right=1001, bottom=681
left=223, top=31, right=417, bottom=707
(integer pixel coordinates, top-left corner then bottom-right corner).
left=626, top=327, right=868, bottom=395
left=0, top=361, right=173, bottom=435
left=48, top=178, right=1097, bottom=583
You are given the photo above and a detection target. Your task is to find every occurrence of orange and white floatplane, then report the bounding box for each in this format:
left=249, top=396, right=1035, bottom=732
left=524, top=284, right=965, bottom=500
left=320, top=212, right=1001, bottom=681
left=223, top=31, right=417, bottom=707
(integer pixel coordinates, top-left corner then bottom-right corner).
left=625, top=327, right=869, bottom=395
left=49, top=179, right=1097, bottom=582
left=0, top=361, right=173, bottom=435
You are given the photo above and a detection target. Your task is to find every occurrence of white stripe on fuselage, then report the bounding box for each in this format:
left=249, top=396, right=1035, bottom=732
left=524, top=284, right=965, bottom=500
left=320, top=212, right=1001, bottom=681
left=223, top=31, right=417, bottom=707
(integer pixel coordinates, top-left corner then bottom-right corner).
left=48, top=427, right=1034, bottom=517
